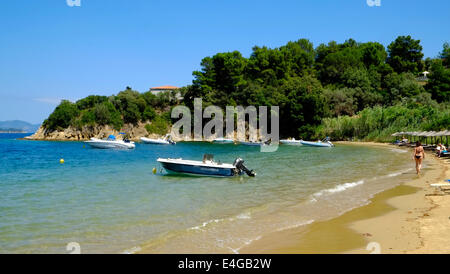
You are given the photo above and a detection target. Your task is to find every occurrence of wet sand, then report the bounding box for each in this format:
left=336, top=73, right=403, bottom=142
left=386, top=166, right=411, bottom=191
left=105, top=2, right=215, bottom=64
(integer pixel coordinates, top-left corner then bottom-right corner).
left=241, top=142, right=450, bottom=254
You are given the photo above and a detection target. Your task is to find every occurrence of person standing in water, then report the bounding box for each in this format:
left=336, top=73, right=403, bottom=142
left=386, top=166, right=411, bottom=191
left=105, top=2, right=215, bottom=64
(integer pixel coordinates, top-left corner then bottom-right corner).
left=414, top=141, right=425, bottom=174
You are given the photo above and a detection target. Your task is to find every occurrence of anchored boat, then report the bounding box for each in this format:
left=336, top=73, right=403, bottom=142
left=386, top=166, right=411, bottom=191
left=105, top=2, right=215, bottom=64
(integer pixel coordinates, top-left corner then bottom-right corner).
left=239, top=140, right=271, bottom=146
left=212, top=137, right=234, bottom=144
left=157, top=154, right=256, bottom=177
left=141, top=134, right=176, bottom=145
left=85, top=135, right=135, bottom=149
left=300, top=137, right=334, bottom=147
left=280, top=138, right=303, bottom=146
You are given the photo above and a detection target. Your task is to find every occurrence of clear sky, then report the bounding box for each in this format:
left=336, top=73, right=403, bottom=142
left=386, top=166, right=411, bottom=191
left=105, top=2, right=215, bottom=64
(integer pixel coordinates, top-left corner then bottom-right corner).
left=0, top=0, right=449, bottom=124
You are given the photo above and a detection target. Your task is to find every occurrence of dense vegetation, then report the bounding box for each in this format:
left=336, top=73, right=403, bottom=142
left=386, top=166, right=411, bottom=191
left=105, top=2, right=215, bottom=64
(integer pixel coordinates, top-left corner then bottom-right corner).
left=43, top=36, right=449, bottom=141
left=43, top=87, right=182, bottom=133
left=184, top=36, right=449, bottom=140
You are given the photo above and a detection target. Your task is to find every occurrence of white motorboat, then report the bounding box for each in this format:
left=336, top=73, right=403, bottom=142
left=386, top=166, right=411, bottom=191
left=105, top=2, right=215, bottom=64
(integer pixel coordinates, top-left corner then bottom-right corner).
left=240, top=140, right=266, bottom=146
left=157, top=154, right=255, bottom=177
left=85, top=135, right=135, bottom=149
left=280, top=138, right=303, bottom=145
left=300, top=138, right=334, bottom=147
left=140, top=134, right=176, bottom=145
left=212, top=137, right=234, bottom=144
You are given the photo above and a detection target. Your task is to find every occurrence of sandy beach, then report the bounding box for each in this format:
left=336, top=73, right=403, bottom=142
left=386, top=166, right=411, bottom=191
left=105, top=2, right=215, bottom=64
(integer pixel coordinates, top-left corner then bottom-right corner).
left=241, top=142, right=450, bottom=254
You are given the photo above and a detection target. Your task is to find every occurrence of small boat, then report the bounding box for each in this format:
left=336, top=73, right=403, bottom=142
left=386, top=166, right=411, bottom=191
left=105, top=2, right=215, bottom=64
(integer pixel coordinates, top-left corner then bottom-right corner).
left=280, top=138, right=303, bottom=146
left=157, top=154, right=255, bottom=177
left=240, top=141, right=265, bottom=146
left=141, top=134, right=176, bottom=145
left=85, top=135, right=135, bottom=149
left=300, top=138, right=334, bottom=148
left=212, top=137, right=234, bottom=144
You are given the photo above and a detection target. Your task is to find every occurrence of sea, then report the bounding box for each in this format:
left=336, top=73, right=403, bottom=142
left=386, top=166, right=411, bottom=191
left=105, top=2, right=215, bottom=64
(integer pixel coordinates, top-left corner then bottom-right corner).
left=0, top=133, right=415, bottom=253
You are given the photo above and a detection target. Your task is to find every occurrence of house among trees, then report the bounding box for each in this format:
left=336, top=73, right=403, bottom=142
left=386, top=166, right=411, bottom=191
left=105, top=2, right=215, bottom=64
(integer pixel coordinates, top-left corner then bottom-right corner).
left=150, top=85, right=183, bottom=100
left=150, top=85, right=179, bottom=95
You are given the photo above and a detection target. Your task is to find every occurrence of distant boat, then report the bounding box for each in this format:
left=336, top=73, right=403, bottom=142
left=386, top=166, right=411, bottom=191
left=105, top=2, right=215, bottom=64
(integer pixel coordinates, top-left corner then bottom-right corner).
left=157, top=154, right=255, bottom=177
left=280, top=138, right=303, bottom=146
left=85, top=135, right=135, bottom=149
left=300, top=138, right=334, bottom=148
left=212, top=137, right=234, bottom=144
left=240, top=141, right=265, bottom=146
left=141, top=134, right=176, bottom=145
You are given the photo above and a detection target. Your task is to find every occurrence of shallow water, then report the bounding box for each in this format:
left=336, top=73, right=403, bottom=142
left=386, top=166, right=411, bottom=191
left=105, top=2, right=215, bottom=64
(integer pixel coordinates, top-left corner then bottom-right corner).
left=0, top=134, right=413, bottom=253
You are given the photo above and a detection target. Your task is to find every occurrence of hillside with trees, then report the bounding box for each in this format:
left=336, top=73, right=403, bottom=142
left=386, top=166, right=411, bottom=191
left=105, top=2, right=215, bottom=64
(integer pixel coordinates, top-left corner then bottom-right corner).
left=40, top=36, right=449, bottom=141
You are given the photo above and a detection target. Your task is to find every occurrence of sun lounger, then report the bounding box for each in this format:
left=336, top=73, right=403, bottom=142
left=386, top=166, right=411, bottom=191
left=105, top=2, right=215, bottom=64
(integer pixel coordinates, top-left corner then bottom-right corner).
left=429, top=182, right=450, bottom=195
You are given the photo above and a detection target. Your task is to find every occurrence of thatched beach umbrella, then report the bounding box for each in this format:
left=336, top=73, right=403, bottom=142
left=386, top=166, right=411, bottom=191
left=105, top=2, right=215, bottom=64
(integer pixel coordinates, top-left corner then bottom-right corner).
left=427, top=131, right=437, bottom=145
left=443, top=130, right=450, bottom=146
left=434, top=131, right=447, bottom=146
left=416, top=131, right=428, bottom=145
left=410, top=131, right=419, bottom=142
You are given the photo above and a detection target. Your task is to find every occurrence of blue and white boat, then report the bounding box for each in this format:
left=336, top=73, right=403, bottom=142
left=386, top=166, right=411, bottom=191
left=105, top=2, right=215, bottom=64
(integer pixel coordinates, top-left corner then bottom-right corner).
left=300, top=138, right=334, bottom=147
left=280, top=138, right=303, bottom=146
left=85, top=135, right=135, bottom=149
left=157, top=154, right=255, bottom=177
left=141, top=134, right=176, bottom=145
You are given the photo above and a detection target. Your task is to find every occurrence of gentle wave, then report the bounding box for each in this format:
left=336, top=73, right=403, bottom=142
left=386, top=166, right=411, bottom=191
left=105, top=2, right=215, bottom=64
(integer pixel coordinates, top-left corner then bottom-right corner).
left=189, top=218, right=224, bottom=231
left=390, top=148, right=408, bottom=153
left=386, top=168, right=413, bottom=177
left=231, top=235, right=263, bottom=254
left=231, top=219, right=315, bottom=254
left=313, top=180, right=365, bottom=197
left=121, top=246, right=142, bottom=254
left=235, top=212, right=252, bottom=220
left=275, top=219, right=315, bottom=232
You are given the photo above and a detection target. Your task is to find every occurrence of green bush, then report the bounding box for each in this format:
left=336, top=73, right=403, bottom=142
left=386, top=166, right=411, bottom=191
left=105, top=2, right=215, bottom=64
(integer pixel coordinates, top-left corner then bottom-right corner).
left=145, top=115, right=170, bottom=135
left=43, top=100, right=79, bottom=130
left=319, top=103, right=450, bottom=141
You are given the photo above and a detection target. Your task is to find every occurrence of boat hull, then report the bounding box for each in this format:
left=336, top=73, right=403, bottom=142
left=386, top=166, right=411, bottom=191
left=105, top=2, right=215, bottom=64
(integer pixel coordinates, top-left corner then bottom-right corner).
left=85, top=138, right=135, bottom=149
left=280, top=140, right=303, bottom=146
left=140, top=137, right=173, bottom=145
left=159, top=162, right=235, bottom=177
left=212, top=138, right=234, bottom=144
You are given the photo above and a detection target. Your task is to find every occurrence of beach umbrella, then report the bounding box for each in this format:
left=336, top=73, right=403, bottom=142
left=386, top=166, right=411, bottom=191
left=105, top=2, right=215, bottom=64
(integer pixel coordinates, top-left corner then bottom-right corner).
left=417, top=131, right=428, bottom=144
left=435, top=131, right=446, bottom=145
left=444, top=130, right=450, bottom=146
left=427, top=131, right=436, bottom=145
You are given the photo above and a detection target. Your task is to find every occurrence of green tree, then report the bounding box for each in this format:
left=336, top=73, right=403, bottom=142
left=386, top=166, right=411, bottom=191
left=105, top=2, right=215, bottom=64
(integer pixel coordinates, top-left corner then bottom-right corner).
left=440, top=42, right=450, bottom=68
left=280, top=76, right=326, bottom=138
left=426, top=59, right=450, bottom=102
left=192, top=51, right=247, bottom=107
left=44, top=100, right=79, bottom=130
left=319, top=46, right=364, bottom=84
left=387, top=35, right=424, bottom=74
left=323, top=88, right=357, bottom=116
left=361, top=42, right=387, bottom=69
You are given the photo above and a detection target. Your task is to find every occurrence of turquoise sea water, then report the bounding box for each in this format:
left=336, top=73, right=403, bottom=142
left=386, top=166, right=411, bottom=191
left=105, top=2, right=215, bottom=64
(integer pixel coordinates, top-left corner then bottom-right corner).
left=0, top=133, right=414, bottom=253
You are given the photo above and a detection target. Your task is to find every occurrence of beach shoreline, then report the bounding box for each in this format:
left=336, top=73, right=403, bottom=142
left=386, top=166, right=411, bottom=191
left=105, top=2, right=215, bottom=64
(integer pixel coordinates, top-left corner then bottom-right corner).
left=240, top=141, right=450, bottom=254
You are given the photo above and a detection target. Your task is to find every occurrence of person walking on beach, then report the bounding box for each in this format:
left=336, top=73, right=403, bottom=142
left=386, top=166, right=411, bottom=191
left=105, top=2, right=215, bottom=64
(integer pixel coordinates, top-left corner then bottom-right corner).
left=414, top=141, right=425, bottom=174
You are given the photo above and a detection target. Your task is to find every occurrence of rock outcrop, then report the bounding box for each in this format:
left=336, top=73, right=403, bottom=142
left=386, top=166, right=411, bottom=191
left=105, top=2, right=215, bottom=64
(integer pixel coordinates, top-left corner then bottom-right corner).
left=26, top=122, right=166, bottom=141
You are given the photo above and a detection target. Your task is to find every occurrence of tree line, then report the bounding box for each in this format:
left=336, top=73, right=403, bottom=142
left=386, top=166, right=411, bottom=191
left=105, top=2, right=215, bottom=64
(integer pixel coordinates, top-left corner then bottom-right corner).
left=43, top=36, right=449, bottom=140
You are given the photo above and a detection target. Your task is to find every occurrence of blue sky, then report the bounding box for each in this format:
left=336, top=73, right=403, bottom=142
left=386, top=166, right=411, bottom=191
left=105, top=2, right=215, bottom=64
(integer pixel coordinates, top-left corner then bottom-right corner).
left=0, top=0, right=449, bottom=124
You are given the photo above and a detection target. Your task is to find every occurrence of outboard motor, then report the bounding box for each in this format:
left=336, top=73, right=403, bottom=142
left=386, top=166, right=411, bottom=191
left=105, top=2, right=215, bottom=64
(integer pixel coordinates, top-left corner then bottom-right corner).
left=233, top=158, right=256, bottom=177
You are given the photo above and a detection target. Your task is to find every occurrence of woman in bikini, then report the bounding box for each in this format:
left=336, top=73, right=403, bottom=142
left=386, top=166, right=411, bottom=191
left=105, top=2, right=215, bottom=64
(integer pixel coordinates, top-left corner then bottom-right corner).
left=413, top=141, right=425, bottom=174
